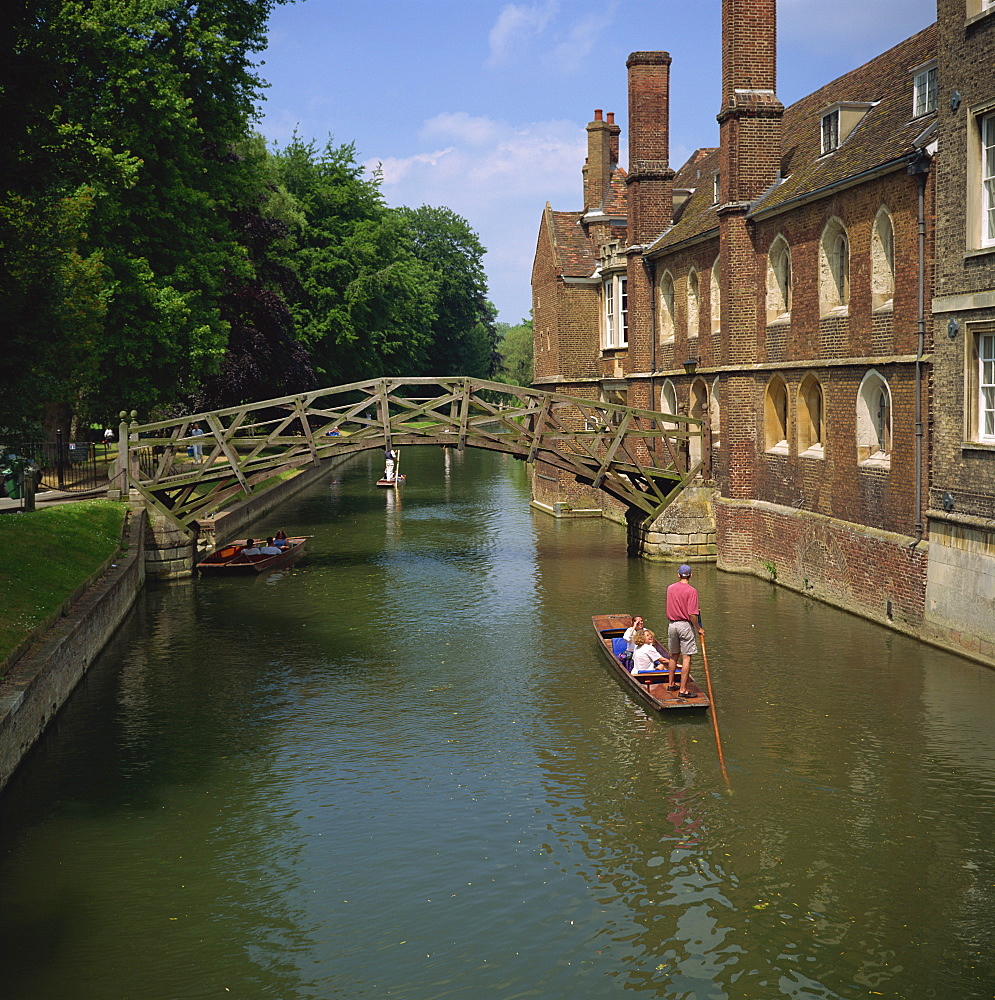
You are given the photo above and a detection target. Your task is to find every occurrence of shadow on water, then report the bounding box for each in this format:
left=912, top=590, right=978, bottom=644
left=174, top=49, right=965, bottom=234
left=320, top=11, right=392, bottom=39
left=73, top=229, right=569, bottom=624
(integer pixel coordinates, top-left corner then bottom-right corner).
left=1, top=446, right=994, bottom=999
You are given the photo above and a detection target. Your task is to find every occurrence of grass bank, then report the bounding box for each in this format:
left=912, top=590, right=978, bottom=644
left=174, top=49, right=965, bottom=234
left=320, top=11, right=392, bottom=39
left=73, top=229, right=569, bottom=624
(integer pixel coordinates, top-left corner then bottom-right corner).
left=0, top=500, right=127, bottom=669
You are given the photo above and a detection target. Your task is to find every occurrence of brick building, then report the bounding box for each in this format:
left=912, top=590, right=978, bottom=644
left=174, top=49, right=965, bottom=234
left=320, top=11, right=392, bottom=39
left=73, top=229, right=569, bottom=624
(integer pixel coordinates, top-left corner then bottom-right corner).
left=925, top=0, right=995, bottom=661
left=532, top=1, right=948, bottom=639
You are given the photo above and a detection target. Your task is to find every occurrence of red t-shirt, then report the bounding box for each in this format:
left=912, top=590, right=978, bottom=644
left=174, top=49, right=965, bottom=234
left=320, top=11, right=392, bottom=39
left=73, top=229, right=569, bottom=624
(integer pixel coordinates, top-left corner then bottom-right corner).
left=666, top=579, right=700, bottom=623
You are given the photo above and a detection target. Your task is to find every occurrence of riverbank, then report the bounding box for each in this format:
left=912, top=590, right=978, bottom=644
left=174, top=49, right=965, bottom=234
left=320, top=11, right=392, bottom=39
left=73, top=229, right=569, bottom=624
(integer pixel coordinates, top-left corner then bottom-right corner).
left=0, top=504, right=145, bottom=790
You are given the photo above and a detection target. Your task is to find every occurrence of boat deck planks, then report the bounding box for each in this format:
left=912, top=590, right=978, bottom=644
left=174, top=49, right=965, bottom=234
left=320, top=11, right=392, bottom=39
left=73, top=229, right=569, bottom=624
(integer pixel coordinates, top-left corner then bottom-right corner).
left=592, top=612, right=709, bottom=712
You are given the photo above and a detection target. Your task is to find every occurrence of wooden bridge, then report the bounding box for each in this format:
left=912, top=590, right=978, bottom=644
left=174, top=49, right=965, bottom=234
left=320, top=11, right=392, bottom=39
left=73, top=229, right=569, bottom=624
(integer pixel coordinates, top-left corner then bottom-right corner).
left=117, top=377, right=703, bottom=532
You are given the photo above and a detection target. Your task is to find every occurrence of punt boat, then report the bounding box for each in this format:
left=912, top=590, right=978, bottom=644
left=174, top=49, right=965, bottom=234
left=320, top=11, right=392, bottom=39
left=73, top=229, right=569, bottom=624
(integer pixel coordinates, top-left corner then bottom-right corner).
left=196, top=537, right=307, bottom=574
left=592, top=612, right=709, bottom=712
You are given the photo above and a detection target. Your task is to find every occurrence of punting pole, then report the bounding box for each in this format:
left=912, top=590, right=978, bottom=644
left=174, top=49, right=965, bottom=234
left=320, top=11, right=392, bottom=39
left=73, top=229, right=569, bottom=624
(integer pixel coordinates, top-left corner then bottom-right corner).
left=699, top=632, right=731, bottom=791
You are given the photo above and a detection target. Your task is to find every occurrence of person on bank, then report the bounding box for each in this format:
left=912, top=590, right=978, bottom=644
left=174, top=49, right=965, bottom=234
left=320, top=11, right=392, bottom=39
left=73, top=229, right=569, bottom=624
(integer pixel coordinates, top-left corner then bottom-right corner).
left=631, top=629, right=671, bottom=675
left=666, top=564, right=704, bottom=697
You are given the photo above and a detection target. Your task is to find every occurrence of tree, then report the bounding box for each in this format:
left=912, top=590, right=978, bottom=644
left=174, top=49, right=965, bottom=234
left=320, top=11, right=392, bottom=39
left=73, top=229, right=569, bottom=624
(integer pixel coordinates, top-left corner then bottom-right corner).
left=495, top=317, right=534, bottom=386
left=0, top=0, right=286, bottom=430
left=396, top=206, right=498, bottom=379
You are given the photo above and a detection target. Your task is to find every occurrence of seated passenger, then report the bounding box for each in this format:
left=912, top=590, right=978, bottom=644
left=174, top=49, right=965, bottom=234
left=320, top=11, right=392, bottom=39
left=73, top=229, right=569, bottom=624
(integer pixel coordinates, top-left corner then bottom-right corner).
left=631, top=629, right=671, bottom=675
left=621, top=615, right=645, bottom=671
left=258, top=537, right=283, bottom=555
left=241, top=537, right=261, bottom=556
left=273, top=529, right=291, bottom=550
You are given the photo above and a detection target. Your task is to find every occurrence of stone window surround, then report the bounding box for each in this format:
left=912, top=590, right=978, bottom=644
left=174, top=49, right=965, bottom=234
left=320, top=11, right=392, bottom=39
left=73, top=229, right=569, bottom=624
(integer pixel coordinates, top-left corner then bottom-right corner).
left=766, top=235, right=792, bottom=324
left=967, top=321, right=995, bottom=444
left=658, top=271, right=676, bottom=344
left=797, top=373, right=825, bottom=459
left=967, top=97, right=995, bottom=250
left=764, top=376, right=789, bottom=454
left=857, top=369, right=892, bottom=468
left=819, top=217, right=851, bottom=316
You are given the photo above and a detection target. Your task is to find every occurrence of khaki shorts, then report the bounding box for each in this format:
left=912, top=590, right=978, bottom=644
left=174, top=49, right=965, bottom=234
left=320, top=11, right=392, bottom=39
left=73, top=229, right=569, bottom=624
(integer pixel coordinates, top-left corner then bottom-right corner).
left=668, top=620, right=697, bottom=657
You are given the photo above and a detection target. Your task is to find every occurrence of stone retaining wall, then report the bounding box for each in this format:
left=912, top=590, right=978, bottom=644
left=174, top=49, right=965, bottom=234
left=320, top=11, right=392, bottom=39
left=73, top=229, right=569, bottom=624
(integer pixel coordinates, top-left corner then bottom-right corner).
left=0, top=508, right=147, bottom=792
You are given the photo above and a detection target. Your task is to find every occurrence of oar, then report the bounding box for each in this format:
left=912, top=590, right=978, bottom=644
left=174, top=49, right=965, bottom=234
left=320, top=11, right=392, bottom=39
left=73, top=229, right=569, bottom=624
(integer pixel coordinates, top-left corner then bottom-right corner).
left=699, top=631, right=731, bottom=791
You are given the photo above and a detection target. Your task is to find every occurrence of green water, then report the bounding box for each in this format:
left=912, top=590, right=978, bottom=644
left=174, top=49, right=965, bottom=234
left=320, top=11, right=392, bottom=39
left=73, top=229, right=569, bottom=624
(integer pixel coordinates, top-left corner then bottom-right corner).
left=1, top=447, right=993, bottom=999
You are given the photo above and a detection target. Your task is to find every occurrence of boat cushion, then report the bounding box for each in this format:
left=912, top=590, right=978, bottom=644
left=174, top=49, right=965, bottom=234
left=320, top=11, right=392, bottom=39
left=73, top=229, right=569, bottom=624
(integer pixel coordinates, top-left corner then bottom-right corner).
left=611, top=637, right=628, bottom=658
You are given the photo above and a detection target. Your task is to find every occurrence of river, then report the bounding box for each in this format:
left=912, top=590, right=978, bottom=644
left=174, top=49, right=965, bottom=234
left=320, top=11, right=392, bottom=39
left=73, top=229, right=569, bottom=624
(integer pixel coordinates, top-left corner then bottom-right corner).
left=1, top=446, right=994, bottom=999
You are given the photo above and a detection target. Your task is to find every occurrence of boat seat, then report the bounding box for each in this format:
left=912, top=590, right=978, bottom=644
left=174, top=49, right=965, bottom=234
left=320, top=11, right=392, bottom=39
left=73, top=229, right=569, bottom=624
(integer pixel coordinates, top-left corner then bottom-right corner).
left=611, top=637, right=628, bottom=658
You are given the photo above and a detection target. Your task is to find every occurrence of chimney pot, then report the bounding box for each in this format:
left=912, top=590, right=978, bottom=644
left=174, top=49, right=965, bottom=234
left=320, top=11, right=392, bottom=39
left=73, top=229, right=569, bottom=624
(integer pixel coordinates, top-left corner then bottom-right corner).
left=594, top=109, right=603, bottom=121
left=607, top=112, right=615, bottom=124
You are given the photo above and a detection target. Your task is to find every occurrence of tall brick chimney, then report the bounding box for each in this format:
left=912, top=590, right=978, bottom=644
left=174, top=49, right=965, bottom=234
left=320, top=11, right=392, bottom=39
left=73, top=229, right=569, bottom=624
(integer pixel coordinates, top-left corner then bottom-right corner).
left=717, top=0, right=783, bottom=491
left=584, top=109, right=617, bottom=211
left=625, top=52, right=675, bottom=246
left=717, top=0, right=783, bottom=204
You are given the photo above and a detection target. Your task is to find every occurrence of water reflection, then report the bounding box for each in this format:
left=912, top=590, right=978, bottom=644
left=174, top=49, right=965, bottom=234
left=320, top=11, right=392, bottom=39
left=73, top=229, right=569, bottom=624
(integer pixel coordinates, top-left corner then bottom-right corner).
left=0, top=447, right=993, bottom=999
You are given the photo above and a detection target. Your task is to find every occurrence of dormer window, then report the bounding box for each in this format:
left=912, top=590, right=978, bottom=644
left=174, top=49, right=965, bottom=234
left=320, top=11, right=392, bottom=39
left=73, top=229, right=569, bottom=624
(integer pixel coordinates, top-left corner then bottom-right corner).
left=913, top=62, right=937, bottom=117
left=821, top=110, right=840, bottom=154
left=819, top=102, right=876, bottom=156
left=712, top=172, right=720, bottom=204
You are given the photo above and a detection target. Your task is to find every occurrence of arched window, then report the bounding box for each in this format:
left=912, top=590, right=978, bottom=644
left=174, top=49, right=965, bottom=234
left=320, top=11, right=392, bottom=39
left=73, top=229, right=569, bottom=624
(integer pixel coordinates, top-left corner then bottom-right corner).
left=658, top=272, right=675, bottom=344
left=710, top=376, right=721, bottom=449
left=710, top=257, right=721, bottom=335
left=819, top=218, right=850, bottom=315
left=687, top=269, right=700, bottom=339
left=766, top=235, right=792, bottom=323
left=689, top=378, right=708, bottom=469
left=871, top=208, right=895, bottom=311
left=660, top=379, right=677, bottom=416
left=857, top=371, right=892, bottom=466
left=797, top=374, right=825, bottom=458
left=764, top=377, right=789, bottom=453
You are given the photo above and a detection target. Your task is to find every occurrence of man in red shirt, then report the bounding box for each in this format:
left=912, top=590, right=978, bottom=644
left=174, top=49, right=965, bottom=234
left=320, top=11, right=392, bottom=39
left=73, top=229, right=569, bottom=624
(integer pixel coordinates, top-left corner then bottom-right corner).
left=666, top=564, right=704, bottom=697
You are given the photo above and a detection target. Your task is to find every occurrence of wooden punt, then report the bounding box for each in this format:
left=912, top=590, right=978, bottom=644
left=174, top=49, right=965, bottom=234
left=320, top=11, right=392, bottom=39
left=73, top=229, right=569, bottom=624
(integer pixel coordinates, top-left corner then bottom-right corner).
left=375, top=474, right=406, bottom=487
left=592, top=612, right=709, bottom=712
left=196, top=537, right=307, bottom=574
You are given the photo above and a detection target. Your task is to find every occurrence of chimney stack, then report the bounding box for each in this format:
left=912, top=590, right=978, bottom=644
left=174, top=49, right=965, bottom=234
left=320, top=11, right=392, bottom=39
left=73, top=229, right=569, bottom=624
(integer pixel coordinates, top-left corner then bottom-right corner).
left=585, top=109, right=617, bottom=211
left=625, top=52, right=675, bottom=246
left=717, top=0, right=783, bottom=204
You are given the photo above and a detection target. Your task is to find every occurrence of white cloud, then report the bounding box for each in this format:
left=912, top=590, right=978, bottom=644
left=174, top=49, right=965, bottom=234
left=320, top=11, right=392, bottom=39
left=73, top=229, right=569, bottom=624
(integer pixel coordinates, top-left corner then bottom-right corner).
left=365, top=114, right=586, bottom=322
left=487, top=1, right=559, bottom=67
left=549, top=2, right=619, bottom=74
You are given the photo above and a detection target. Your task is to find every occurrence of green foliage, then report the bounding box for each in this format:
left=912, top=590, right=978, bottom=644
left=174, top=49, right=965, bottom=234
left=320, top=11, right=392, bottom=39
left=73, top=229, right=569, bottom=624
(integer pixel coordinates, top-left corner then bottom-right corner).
left=495, top=317, right=534, bottom=386
left=1, top=2, right=499, bottom=427
left=0, top=500, right=126, bottom=665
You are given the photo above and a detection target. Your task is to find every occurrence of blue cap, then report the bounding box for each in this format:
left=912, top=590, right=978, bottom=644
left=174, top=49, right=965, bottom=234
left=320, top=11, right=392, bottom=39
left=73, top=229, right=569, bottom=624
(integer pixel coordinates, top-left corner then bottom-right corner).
left=678, top=564, right=692, bottom=577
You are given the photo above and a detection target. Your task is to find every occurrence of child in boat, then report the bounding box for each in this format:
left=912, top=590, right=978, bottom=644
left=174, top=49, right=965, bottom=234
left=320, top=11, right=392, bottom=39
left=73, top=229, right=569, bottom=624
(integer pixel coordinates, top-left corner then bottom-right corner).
left=631, top=629, right=671, bottom=674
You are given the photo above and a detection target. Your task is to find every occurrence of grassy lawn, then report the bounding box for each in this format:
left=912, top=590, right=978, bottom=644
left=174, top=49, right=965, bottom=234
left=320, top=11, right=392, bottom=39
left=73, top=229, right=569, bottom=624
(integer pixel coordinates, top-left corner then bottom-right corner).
left=0, top=500, right=127, bottom=668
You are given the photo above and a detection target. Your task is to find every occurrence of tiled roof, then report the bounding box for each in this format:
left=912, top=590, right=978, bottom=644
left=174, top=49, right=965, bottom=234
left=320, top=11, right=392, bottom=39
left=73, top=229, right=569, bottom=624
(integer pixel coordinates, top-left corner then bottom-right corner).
left=652, top=147, right=722, bottom=251
left=649, top=23, right=937, bottom=253
left=754, top=23, right=936, bottom=216
left=603, top=166, right=628, bottom=216
left=549, top=210, right=598, bottom=278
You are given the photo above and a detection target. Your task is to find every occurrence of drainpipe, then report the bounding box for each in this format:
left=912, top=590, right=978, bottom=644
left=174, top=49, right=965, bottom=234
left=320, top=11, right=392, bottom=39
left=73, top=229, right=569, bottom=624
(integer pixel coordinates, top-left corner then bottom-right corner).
left=643, top=254, right=659, bottom=465
left=907, top=148, right=930, bottom=543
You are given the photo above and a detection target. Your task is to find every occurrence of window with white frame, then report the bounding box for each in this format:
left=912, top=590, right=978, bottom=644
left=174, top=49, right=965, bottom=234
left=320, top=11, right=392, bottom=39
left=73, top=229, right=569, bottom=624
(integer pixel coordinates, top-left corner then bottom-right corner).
left=821, top=110, right=840, bottom=154
left=984, top=112, right=995, bottom=248
left=713, top=172, right=720, bottom=204
left=913, top=64, right=937, bottom=117
left=603, top=273, right=628, bottom=349
left=979, top=331, right=995, bottom=441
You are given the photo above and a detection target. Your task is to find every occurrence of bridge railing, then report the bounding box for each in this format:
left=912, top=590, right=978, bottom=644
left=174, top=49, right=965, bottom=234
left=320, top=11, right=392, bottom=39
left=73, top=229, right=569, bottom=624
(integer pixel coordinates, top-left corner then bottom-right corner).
left=119, top=377, right=703, bottom=531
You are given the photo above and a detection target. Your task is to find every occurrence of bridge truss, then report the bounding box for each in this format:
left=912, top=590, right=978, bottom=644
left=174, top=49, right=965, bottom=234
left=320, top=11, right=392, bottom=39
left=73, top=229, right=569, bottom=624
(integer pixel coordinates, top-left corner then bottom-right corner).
left=119, top=377, right=703, bottom=533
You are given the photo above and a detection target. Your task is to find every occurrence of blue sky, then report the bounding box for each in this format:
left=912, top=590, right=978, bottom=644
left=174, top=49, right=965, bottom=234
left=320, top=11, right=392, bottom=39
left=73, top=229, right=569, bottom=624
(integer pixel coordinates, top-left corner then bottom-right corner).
left=255, top=0, right=936, bottom=326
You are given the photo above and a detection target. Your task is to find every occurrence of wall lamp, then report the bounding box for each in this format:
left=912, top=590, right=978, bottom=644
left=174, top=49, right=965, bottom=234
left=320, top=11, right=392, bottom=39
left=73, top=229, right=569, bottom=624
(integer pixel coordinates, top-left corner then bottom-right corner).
left=947, top=317, right=959, bottom=339
left=682, top=358, right=699, bottom=376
